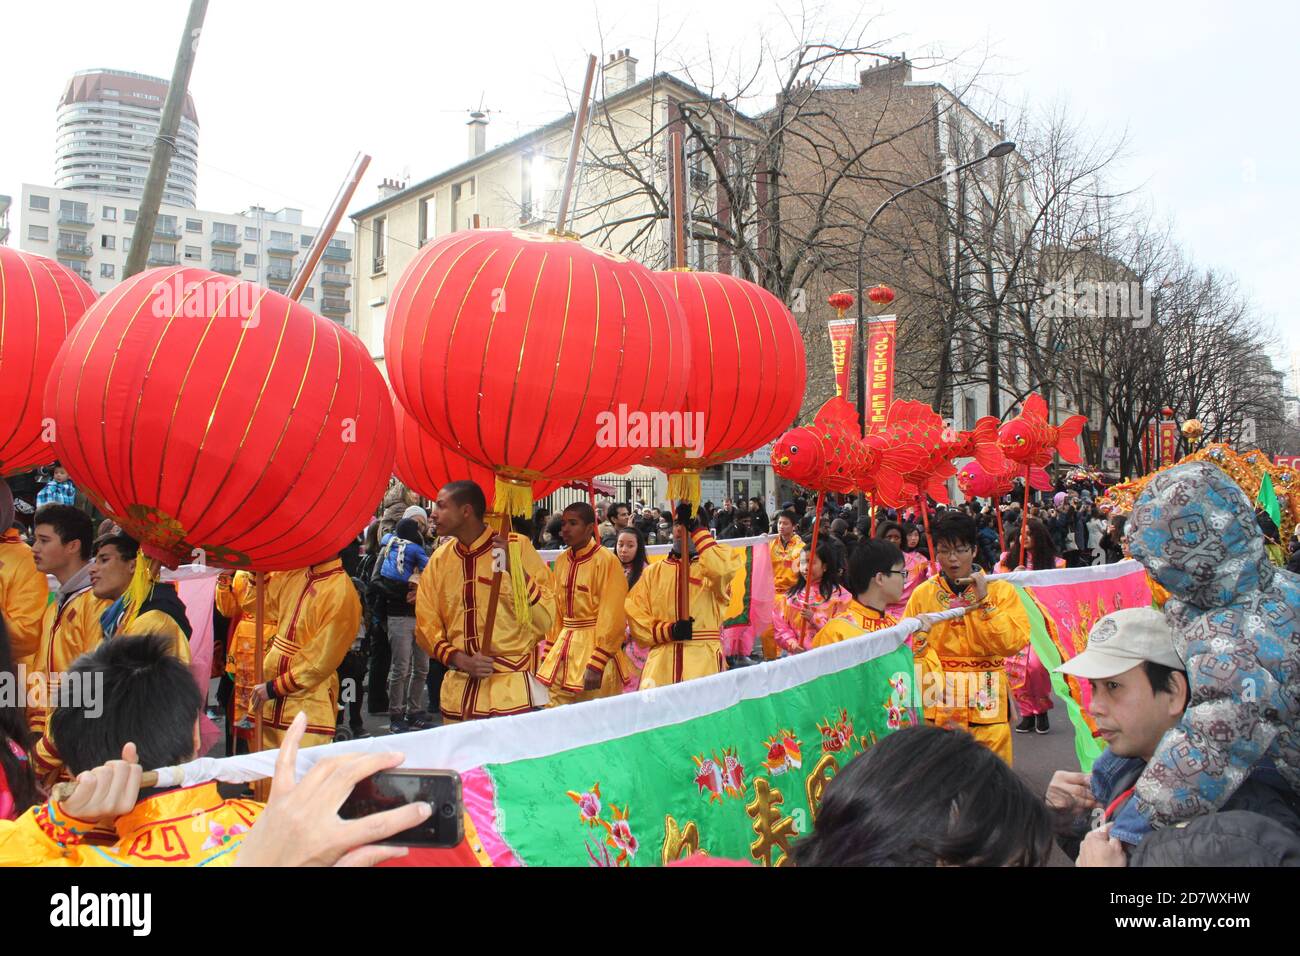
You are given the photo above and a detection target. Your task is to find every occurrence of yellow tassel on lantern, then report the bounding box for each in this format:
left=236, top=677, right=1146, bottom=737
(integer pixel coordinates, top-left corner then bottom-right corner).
left=666, top=470, right=702, bottom=509
left=493, top=476, right=535, bottom=625
left=120, top=556, right=160, bottom=633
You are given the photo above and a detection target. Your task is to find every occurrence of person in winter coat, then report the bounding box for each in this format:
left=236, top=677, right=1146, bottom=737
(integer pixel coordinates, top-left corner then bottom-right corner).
left=1125, top=462, right=1300, bottom=830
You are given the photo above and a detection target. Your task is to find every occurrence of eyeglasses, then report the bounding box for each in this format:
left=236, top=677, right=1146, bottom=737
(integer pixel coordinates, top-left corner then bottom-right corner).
left=883, top=567, right=907, bottom=577
left=934, top=546, right=973, bottom=558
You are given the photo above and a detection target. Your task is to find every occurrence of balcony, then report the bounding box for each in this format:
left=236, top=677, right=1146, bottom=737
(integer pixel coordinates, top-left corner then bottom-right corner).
left=267, top=240, right=297, bottom=255
left=320, top=271, right=350, bottom=288
left=323, top=245, right=351, bottom=262
left=321, top=297, right=350, bottom=315
left=266, top=267, right=293, bottom=283
left=148, top=255, right=179, bottom=267
left=153, top=224, right=183, bottom=241
left=210, top=231, right=241, bottom=250
left=212, top=263, right=241, bottom=276
left=57, top=210, right=94, bottom=229
left=56, top=239, right=93, bottom=258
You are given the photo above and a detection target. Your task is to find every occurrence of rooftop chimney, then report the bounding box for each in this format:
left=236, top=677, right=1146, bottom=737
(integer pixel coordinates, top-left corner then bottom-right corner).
left=468, top=111, right=488, bottom=158
left=603, top=48, right=638, bottom=98
left=860, top=54, right=911, bottom=88
left=377, top=177, right=407, bottom=200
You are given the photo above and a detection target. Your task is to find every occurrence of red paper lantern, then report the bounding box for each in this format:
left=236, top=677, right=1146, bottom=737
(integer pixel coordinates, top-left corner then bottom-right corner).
left=45, top=267, right=395, bottom=570
left=645, top=270, right=806, bottom=501
left=386, top=228, right=690, bottom=513
left=0, top=247, right=96, bottom=475
left=394, top=400, right=562, bottom=507
left=826, top=291, right=855, bottom=313
left=867, top=283, right=895, bottom=305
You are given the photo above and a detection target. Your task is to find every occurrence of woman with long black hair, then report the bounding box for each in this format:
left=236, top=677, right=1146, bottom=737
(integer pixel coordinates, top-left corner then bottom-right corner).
left=772, top=540, right=852, bottom=655
left=615, top=528, right=649, bottom=691
left=997, top=517, right=1061, bottom=735
left=0, top=617, right=37, bottom=820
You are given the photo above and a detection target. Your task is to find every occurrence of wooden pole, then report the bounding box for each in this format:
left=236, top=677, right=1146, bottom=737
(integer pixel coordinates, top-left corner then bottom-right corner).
left=288, top=152, right=371, bottom=302
left=553, top=54, right=598, bottom=235
left=252, top=572, right=266, bottom=755
left=798, top=491, right=827, bottom=647
left=669, top=130, right=688, bottom=269
left=993, top=498, right=1007, bottom=556
left=917, top=495, right=938, bottom=576
left=123, top=0, right=209, bottom=279
left=1020, top=469, right=1034, bottom=570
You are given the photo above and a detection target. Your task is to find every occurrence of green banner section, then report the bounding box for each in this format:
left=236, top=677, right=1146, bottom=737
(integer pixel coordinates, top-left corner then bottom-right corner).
left=1015, top=588, right=1104, bottom=772
left=486, top=643, right=915, bottom=866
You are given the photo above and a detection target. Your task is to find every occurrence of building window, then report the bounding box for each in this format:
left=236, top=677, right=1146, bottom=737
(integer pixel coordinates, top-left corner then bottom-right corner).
left=101, top=235, right=115, bottom=250
left=101, top=263, right=115, bottom=279
left=372, top=216, right=386, bottom=273
left=125, top=209, right=137, bottom=223
left=124, top=238, right=131, bottom=253
left=186, top=218, right=203, bottom=233
left=29, top=195, right=49, bottom=212
left=148, top=241, right=175, bottom=263
left=964, top=395, right=978, bottom=431
left=213, top=222, right=237, bottom=242
left=244, top=253, right=258, bottom=267
left=103, top=206, right=117, bottom=221
left=245, top=226, right=260, bottom=241
left=302, top=288, right=314, bottom=301
left=184, top=245, right=202, bottom=261
left=212, top=252, right=237, bottom=272
left=418, top=195, right=436, bottom=245
left=270, top=230, right=292, bottom=247
left=27, top=225, right=48, bottom=241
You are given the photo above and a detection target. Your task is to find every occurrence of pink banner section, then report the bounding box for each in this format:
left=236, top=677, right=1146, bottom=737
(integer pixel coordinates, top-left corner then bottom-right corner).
left=721, top=537, right=774, bottom=657
left=172, top=569, right=221, bottom=754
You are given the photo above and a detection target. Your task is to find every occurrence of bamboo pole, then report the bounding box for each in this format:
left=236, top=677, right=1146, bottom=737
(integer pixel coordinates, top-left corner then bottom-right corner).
left=553, top=55, right=598, bottom=235
left=288, top=152, right=371, bottom=302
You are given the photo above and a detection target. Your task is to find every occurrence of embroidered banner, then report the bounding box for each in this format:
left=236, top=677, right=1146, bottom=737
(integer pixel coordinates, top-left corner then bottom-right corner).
left=865, top=315, right=897, bottom=433
left=827, top=318, right=855, bottom=399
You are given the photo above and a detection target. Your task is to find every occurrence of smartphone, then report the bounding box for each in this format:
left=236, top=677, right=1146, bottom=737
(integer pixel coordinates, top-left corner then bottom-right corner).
left=339, top=769, right=464, bottom=848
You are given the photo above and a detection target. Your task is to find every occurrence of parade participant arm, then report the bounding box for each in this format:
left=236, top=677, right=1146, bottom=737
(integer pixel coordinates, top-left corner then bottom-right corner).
left=1, top=546, right=48, bottom=660
left=413, top=564, right=457, bottom=668
left=690, top=527, right=742, bottom=603
left=625, top=572, right=678, bottom=648
left=516, top=536, right=558, bottom=641
left=125, top=609, right=192, bottom=664
left=773, top=596, right=803, bottom=654
left=0, top=744, right=143, bottom=866
left=213, top=570, right=245, bottom=619
left=585, top=556, right=629, bottom=680
left=966, top=573, right=1031, bottom=657
left=265, top=578, right=360, bottom=702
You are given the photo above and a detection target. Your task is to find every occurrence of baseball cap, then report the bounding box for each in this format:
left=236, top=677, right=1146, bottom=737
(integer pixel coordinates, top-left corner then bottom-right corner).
left=1055, top=607, right=1185, bottom=679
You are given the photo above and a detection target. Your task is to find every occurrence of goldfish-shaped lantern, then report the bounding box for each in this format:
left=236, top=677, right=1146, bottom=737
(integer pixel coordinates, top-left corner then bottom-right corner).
left=998, top=393, right=1088, bottom=468
left=771, top=397, right=924, bottom=495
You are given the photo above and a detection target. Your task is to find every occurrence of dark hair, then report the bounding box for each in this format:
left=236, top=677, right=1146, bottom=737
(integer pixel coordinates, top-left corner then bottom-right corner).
left=932, top=512, right=978, bottom=551
left=1005, top=518, right=1057, bottom=571
left=563, top=502, right=597, bottom=526
left=393, top=518, right=423, bottom=544
left=777, top=510, right=798, bottom=525
left=900, top=522, right=923, bottom=553
left=543, top=515, right=563, bottom=542
left=790, top=540, right=846, bottom=601
left=847, top=539, right=904, bottom=595
left=616, top=527, right=648, bottom=587
left=94, top=531, right=140, bottom=562
left=442, top=480, right=486, bottom=520
left=0, top=616, right=38, bottom=815
left=33, top=504, right=95, bottom=561
left=876, top=521, right=904, bottom=542
left=50, top=634, right=203, bottom=774
left=1141, top=661, right=1191, bottom=711
left=609, top=502, right=630, bottom=520
left=791, top=725, right=1053, bottom=867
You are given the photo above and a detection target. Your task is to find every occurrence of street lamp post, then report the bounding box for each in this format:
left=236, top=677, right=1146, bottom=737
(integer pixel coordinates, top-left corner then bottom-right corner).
left=854, top=141, right=1016, bottom=438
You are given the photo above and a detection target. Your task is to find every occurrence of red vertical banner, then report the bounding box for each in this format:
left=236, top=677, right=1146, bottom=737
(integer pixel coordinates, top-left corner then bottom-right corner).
left=826, top=318, right=855, bottom=399
left=1159, top=420, right=1178, bottom=468
left=1145, top=421, right=1158, bottom=472
left=865, top=315, right=897, bottom=433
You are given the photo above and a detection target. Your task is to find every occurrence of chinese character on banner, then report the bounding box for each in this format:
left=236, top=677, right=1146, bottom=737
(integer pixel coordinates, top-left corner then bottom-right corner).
left=826, top=319, right=855, bottom=399
left=865, top=315, right=897, bottom=434
left=1158, top=420, right=1178, bottom=469
left=1145, top=421, right=1158, bottom=471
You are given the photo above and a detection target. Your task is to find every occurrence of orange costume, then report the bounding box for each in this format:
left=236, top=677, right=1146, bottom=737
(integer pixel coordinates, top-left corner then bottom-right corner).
left=903, top=575, right=1030, bottom=764
left=260, top=560, right=360, bottom=748
left=415, top=529, right=557, bottom=722
left=769, top=533, right=806, bottom=593
left=215, top=571, right=280, bottom=726
left=626, top=528, right=744, bottom=688
left=0, top=784, right=261, bottom=866
left=811, top=599, right=899, bottom=648
left=537, top=538, right=629, bottom=707
left=0, top=528, right=48, bottom=666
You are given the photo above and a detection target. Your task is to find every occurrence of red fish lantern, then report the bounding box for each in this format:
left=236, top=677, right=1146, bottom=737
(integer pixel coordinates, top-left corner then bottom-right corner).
left=646, top=270, right=806, bottom=504
left=998, top=393, right=1088, bottom=468
left=394, top=400, right=561, bottom=506
left=45, top=268, right=395, bottom=569
left=957, top=459, right=1052, bottom=501
left=0, top=248, right=96, bottom=475
left=772, top=397, right=922, bottom=495
left=866, top=284, right=895, bottom=305
left=386, top=229, right=690, bottom=513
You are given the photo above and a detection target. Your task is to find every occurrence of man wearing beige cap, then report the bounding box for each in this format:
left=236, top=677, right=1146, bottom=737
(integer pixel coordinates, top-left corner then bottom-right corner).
left=1046, top=608, right=1300, bottom=865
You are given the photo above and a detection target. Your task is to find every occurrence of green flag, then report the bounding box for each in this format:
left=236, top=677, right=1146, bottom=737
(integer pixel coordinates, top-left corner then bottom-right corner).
left=1257, top=471, right=1282, bottom=528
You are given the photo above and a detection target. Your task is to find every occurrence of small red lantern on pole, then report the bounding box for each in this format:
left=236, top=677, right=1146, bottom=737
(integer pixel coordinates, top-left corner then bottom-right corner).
left=867, top=283, right=895, bottom=306
left=827, top=290, right=855, bottom=317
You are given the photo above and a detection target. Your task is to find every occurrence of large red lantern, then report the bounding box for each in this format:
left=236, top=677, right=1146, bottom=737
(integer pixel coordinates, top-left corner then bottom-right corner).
left=386, top=228, right=690, bottom=514
left=867, top=283, right=895, bottom=305
left=646, top=270, right=806, bottom=503
left=0, top=247, right=96, bottom=475
left=393, top=400, right=561, bottom=507
left=45, top=267, right=395, bottom=570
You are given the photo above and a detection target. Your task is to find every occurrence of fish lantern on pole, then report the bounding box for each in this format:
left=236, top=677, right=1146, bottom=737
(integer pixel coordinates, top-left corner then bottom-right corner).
left=998, top=393, right=1088, bottom=565
left=0, top=248, right=97, bottom=475
left=44, top=267, right=396, bottom=572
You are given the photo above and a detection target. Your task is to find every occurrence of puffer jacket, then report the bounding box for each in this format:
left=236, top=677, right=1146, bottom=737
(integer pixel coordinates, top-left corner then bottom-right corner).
left=1131, top=811, right=1300, bottom=866
left=1126, top=460, right=1300, bottom=828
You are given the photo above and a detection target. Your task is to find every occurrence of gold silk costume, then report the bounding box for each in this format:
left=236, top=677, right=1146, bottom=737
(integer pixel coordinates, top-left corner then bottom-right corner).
left=415, top=528, right=557, bottom=722
left=0, top=784, right=261, bottom=866
left=0, top=529, right=48, bottom=665
left=626, top=528, right=743, bottom=688
left=215, top=570, right=280, bottom=725
left=537, top=538, right=629, bottom=706
left=769, top=534, right=806, bottom=594
left=260, top=560, right=359, bottom=748
left=903, top=575, right=1030, bottom=765
left=811, top=600, right=898, bottom=648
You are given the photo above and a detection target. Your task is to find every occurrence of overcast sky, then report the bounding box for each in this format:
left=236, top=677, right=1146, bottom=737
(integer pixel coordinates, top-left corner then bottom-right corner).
left=3, top=0, right=1295, bottom=372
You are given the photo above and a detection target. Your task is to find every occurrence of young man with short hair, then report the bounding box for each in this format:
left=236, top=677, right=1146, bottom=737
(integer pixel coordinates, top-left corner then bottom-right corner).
left=90, top=534, right=192, bottom=658
left=415, top=480, right=557, bottom=722
left=1048, top=607, right=1300, bottom=866
left=600, top=502, right=631, bottom=548
left=812, top=540, right=907, bottom=647
left=770, top=510, right=805, bottom=596
left=902, top=512, right=1030, bottom=765
left=537, top=503, right=629, bottom=707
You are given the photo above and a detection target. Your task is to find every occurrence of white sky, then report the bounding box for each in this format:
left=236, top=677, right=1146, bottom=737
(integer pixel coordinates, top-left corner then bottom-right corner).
left=2, top=0, right=1295, bottom=369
